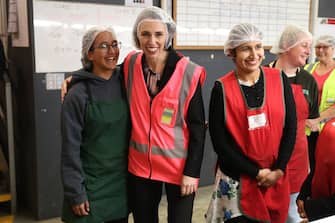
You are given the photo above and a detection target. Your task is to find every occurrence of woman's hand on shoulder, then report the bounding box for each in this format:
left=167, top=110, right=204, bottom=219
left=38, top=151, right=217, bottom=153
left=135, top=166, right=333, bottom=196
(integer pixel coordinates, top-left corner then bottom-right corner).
left=61, top=76, right=73, bottom=102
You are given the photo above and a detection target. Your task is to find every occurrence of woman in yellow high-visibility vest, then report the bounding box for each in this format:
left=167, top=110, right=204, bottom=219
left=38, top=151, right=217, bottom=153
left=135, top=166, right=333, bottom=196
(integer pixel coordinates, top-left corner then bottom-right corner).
left=304, top=35, right=335, bottom=129
left=304, top=35, right=335, bottom=171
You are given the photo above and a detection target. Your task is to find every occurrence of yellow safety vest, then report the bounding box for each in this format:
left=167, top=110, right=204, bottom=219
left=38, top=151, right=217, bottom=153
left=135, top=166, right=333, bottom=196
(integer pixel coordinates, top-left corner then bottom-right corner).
left=304, top=62, right=335, bottom=131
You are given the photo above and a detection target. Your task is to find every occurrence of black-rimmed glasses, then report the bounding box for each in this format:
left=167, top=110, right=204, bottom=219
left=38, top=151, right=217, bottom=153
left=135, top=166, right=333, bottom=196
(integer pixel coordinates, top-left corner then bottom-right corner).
left=91, top=41, right=122, bottom=51
left=315, top=45, right=330, bottom=50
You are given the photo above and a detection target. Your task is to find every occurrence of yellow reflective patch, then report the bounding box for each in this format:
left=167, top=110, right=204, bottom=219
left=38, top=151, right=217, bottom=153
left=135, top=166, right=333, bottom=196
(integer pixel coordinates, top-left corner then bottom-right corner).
left=161, top=108, right=174, bottom=125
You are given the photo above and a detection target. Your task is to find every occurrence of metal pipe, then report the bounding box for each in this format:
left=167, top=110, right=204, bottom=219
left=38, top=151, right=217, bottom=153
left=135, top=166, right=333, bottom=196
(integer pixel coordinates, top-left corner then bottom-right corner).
left=4, top=73, right=16, bottom=213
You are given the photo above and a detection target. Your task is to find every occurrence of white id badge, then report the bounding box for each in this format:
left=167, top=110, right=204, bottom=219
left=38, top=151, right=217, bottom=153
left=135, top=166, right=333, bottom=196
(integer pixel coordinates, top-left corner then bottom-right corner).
left=248, top=113, right=267, bottom=130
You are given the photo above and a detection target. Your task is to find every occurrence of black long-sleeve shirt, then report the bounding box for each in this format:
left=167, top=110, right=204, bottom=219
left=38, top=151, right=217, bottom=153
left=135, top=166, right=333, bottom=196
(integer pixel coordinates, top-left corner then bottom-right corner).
left=209, top=69, right=297, bottom=180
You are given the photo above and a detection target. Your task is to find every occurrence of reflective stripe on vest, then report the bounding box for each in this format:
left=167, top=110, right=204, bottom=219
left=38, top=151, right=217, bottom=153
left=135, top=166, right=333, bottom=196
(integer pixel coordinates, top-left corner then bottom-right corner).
left=304, top=62, right=318, bottom=73
left=126, top=52, right=139, bottom=105
left=126, top=53, right=198, bottom=159
left=129, top=140, right=187, bottom=158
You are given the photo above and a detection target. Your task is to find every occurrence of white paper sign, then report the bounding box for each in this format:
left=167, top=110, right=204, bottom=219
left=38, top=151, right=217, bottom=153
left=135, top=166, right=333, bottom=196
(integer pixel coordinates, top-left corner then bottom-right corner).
left=46, top=73, right=64, bottom=90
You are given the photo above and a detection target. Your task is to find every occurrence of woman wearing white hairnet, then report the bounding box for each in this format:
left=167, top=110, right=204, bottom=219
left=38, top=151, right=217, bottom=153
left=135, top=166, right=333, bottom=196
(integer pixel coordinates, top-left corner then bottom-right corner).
left=61, top=26, right=130, bottom=223
left=302, top=36, right=335, bottom=185
left=296, top=35, right=335, bottom=222
left=268, top=25, right=319, bottom=223
left=123, top=6, right=206, bottom=223
left=207, top=23, right=296, bottom=223
left=304, top=35, right=335, bottom=132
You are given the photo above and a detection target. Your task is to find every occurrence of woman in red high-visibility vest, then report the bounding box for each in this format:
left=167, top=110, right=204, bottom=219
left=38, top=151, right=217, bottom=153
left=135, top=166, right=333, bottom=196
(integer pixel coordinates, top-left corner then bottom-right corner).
left=207, top=23, right=297, bottom=223
left=124, top=6, right=206, bottom=223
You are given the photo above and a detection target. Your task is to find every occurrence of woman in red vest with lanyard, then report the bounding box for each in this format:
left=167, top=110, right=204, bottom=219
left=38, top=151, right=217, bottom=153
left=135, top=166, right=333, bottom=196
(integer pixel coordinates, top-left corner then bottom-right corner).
left=209, top=23, right=297, bottom=223
left=268, top=25, right=320, bottom=223
left=123, top=6, right=206, bottom=223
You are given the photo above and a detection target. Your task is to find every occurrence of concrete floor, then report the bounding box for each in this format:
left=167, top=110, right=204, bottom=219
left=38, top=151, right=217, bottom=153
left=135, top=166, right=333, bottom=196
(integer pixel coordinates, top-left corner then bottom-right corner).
left=14, top=185, right=213, bottom=223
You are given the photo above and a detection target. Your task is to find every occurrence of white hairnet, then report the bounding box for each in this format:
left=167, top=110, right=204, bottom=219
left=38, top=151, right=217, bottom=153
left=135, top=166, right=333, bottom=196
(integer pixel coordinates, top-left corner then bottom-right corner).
left=81, top=26, right=116, bottom=70
left=315, top=35, right=335, bottom=48
left=224, top=23, right=263, bottom=57
left=270, top=25, right=312, bottom=54
left=133, top=6, right=176, bottom=49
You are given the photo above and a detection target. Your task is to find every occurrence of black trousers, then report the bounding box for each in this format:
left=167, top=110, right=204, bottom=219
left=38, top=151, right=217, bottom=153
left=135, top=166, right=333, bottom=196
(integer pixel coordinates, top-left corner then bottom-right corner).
left=128, top=173, right=195, bottom=223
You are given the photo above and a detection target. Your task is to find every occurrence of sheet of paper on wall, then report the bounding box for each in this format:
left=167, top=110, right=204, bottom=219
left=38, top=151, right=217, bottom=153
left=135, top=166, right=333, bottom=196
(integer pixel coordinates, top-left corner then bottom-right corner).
left=125, top=0, right=152, bottom=7
left=46, top=73, right=64, bottom=90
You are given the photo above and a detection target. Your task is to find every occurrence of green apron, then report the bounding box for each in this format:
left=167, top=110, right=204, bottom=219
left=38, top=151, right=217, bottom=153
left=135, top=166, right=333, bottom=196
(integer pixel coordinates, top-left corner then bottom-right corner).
left=62, top=81, right=130, bottom=223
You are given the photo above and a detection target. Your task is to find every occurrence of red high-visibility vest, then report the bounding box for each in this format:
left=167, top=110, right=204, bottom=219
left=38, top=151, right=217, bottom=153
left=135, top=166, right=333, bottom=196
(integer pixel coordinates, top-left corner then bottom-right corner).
left=124, top=51, right=206, bottom=185
left=218, top=67, right=289, bottom=223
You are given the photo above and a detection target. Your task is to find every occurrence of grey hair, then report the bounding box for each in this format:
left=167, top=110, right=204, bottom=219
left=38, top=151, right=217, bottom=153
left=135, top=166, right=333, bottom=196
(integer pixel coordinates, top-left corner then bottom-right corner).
left=315, top=35, right=335, bottom=48
left=132, top=6, right=176, bottom=50
left=81, top=26, right=117, bottom=70
left=270, top=24, right=312, bottom=55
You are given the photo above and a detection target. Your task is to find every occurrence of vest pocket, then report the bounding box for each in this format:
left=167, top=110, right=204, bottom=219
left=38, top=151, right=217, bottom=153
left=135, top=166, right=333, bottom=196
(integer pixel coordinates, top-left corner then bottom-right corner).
left=159, top=98, right=179, bottom=128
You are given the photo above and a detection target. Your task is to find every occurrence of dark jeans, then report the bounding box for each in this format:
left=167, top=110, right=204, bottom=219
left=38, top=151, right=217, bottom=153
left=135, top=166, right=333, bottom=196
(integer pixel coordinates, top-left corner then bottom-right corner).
left=128, top=173, right=195, bottom=223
